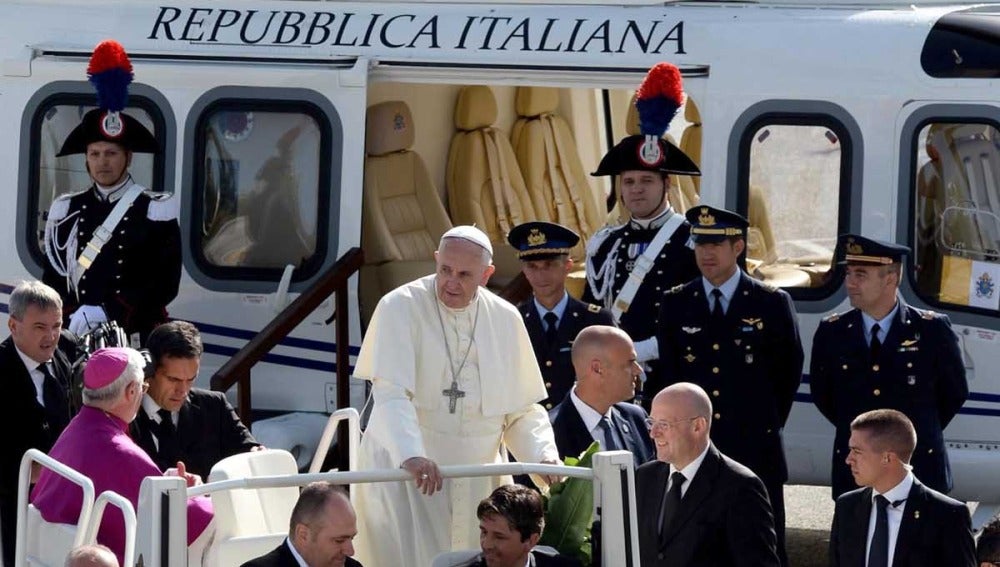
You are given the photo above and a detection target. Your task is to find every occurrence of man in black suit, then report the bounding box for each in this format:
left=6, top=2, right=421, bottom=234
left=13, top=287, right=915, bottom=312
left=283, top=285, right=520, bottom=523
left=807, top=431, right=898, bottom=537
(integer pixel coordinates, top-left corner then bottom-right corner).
left=811, top=235, right=968, bottom=499
left=656, top=205, right=802, bottom=565
left=636, top=382, right=779, bottom=566
left=829, top=409, right=975, bottom=566
left=129, top=320, right=259, bottom=478
left=454, top=484, right=581, bottom=567
left=0, top=281, right=74, bottom=565
left=508, top=221, right=615, bottom=410
left=242, top=481, right=362, bottom=567
left=548, top=325, right=653, bottom=468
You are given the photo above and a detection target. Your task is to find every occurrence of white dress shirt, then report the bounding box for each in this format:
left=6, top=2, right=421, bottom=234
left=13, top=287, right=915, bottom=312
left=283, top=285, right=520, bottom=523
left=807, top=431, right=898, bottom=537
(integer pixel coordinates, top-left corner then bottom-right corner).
left=669, top=443, right=711, bottom=498
left=14, top=345, right=48, bottom=406
left=569, top=386, right=620, bottom=450
left=865, top=472, right=914, bottom=567
left=861, top=302, right=899, bottom=345
left=285, top=537, right=310, bottom=566
left=141, top=394, right=179, bottom=451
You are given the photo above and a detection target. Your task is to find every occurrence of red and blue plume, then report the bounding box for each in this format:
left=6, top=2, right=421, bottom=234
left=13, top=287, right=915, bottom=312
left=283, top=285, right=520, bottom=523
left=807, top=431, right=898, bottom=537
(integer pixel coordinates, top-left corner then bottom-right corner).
left=635, top=62, right=684, bottom=137
left=86, top=40, right=133, bottom=113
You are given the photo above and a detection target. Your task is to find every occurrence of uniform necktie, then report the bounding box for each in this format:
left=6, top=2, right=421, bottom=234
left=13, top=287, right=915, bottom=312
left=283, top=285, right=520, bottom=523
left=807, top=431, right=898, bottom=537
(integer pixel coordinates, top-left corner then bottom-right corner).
left=711, top=288, right=725, bottom=320
left=598, top=416, right=621, bottom=451
left=870, top=323, right=882, bottom=360
left=156, top=408, right=180, bottom=466
left=868, top=494, right=890, bottom=567
left=37, top=363, right=67, bottom=432
left=543, top=312, right=559, bottom=346
left=659, top=471, right=686, bottom=536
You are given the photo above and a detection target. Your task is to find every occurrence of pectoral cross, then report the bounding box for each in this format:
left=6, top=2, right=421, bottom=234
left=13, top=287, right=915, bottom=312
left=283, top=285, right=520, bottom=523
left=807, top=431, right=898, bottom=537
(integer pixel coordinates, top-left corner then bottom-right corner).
left=442, top=380, right=466, bottom=414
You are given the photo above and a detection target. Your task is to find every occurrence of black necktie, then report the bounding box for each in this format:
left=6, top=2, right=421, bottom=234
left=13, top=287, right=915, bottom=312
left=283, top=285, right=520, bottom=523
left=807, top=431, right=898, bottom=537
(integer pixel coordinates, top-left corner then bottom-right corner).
left=870, top=323, right=882, bottom=360
left=869, top=494, right=890, bottom=567
left=711, top=288, right=725, bottom=320
left=156, top=408, right=180, bottom=466
left=543, top=312, right=559, bottom=346
left=38, top=363, right=67, bottom=433
left=659, top=471, right=686, bottom=536
left=598, top=416, right=621, bottom=451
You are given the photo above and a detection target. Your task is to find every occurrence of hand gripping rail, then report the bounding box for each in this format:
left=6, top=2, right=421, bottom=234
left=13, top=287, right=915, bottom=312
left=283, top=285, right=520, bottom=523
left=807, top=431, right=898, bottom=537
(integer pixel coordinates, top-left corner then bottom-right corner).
left=307, top=407, right=361, bottom=474
left=15, top=449, right=97, bottom=566
left=137, top=451, right=639, bottom=567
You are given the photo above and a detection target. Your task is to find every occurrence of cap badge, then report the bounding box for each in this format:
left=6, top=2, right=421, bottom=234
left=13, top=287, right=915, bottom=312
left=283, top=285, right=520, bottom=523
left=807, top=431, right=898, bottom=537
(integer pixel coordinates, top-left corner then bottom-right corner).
left=527, top=228, right=547, bottom=247
left=637, top=134, right=664, bottom=167
left=698, top=207, right=716, bottom=226
left=100, top=111, right=124, bottom=138
left=846, top=238, right=864, bottom=255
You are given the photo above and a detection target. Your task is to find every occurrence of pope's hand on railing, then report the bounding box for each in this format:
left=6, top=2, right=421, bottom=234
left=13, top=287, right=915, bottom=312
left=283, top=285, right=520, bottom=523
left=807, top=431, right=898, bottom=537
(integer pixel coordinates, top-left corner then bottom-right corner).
left=539, top=458, right=565, bottom=487
left=402, top=456, right=442, bottom=496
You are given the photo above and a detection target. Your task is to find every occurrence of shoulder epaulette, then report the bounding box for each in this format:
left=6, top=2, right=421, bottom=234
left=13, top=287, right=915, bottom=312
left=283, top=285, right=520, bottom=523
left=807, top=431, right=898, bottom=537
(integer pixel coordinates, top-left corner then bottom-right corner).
left=760, top=280, right=778, bottom=292
left=585, top=222, right=623, bottom=256
left=47, top=189, right=89, bottom=222
left=920, top=310, right=937, bottom=320
left=146, top=191, right=179, bottom=221
left=587, top=303, right=601, bottom=313
left=823, top=312, right=842, bottom=323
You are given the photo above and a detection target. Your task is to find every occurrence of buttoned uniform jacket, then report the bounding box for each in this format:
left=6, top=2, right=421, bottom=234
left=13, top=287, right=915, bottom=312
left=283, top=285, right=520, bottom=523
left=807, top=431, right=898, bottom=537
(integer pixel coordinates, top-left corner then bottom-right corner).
left=809, top=298, right=968, bottom=498
left=129, top=388, right=260, bottom=479
left=655, top=272, right=804, bottom=488
left=548, top=392, right=654, bottom=467
left=828, top=479, right=976, bottom=567
left=43, top=186, right=182, bottom=341
left=636, top=444, right=780, bottom=567
left=519, top=296, right=615, bottom=410
left=583, top=218, right=699, bottom=400
left=0, top=336, right=73, bottom=564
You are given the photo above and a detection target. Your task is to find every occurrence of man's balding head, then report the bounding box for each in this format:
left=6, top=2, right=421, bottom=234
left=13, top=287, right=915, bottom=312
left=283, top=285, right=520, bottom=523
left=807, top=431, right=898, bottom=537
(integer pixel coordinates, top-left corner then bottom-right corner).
left=571, top=326, right=641, bottom=413
left=65, top=544, right=118, bottom=567
left=648, top=383, right=712, bottom=468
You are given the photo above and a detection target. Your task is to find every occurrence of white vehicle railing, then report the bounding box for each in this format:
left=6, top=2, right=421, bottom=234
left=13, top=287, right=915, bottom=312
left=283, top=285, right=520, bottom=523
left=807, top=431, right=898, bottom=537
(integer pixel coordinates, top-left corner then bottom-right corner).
left=136, top=451, right=639, bottom=567
left=85, top=491, right=137, bottom=567
left=15, top=449, right=96, bottom=566
left=307, top=407, right=361, bottom=473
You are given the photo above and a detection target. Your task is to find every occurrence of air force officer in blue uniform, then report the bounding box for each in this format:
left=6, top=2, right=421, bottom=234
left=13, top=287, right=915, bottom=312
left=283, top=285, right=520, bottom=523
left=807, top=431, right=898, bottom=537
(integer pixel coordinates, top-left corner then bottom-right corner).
left=810, top=235, right=968, bottom=499
left=509, top=222, right=615, bottom=410
left=655, top=206, right=803, bottom=566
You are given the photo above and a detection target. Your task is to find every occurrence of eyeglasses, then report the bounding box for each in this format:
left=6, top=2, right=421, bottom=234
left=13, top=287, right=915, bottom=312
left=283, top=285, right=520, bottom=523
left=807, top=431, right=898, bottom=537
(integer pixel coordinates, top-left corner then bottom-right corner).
left=644, top=416, right=703, bottom=431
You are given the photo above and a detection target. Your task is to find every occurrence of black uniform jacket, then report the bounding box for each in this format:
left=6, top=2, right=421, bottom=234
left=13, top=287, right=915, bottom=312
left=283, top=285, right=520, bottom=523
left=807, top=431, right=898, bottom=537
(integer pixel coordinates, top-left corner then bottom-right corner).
left=810, top=298, right=968, bottom=497
left=129, top=388, right=259, bottom=478
left=43, top=184, right=181, bottom=340
left=829, top=479, right=976, bottom=567
left=656, top=272, right=803, bottom=485
left=240, top=540, right=364, bottom=567
left=548, top=392, right=653, bottom=468
left=519, top=295, right=615, bottom=409
left=636, top=444, right=780, bottom=567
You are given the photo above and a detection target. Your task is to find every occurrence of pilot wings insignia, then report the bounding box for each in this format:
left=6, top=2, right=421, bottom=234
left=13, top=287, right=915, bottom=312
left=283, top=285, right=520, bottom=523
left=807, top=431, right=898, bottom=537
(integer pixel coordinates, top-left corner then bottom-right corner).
left=901, top=339, right=918, bottom=346
left=682, top=326, right=701, bottom=334
left=742, top=318, right=762, bottom=325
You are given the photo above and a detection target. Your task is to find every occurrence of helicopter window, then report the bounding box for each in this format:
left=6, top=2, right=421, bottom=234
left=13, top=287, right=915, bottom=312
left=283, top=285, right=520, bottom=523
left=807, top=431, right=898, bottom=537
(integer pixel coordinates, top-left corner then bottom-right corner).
left=192, top=103, right=326, bottom=279
left=740, top=122, right=846, bottom=297
left=912, top=121, right=1000, bottom=312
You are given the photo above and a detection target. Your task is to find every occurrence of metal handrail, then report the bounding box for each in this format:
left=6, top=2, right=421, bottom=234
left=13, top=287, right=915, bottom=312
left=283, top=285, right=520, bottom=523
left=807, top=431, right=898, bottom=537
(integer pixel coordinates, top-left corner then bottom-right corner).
left=86, top=491, right=137, bottom=567
left=210, top=246, right=363, bottom=428
left=308, top=408, right=361, bottom=473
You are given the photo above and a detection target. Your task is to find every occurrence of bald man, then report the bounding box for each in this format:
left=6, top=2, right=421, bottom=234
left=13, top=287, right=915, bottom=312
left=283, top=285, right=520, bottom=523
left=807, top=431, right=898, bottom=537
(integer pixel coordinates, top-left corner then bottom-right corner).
left=636, top=383, right=779, bottom=566
left=548, top=326, right=653, bottom=468
left=65, top=544, right=118, bottom=567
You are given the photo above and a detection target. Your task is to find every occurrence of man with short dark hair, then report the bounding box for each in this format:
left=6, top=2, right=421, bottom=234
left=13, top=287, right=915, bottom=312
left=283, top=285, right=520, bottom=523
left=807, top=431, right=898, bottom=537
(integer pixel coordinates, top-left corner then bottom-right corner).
left=241, top=481, right=362, bottom=567
left=549, top=325, right=653, bottom=468
left=129, top=320, right=259, bottom=478
left=456, top=484, right=580, bottom=567
left=978, top=517, right=1000, bottom=566
left=636, top=382, right=779, bottom=566
left=811, top=235, right=969, bottom=499
left=829, top=409, right=975, bottom=566
left=0, top=280, right=74, bottom=565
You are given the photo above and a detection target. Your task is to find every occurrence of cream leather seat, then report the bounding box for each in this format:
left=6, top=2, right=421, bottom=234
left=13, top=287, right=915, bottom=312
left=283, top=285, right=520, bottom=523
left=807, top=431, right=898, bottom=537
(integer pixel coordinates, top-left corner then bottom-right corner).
left=447, top=85, right=535, bottom=282
left=361, top=101, right=452, bottom=324
left=510, top=86, right=605, bottom=255
left=23, top=504, right=80, bottom=567
left=203, top=449, right=299, bottom=567
left=745, top=185, right=813, bottom=288
left=679, top=98, right=703, bottom=193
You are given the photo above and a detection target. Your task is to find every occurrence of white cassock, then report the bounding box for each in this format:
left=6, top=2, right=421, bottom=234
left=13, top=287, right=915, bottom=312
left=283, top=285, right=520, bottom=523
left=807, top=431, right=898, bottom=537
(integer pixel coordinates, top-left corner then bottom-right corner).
left=352, top=275, right=558, bottom=567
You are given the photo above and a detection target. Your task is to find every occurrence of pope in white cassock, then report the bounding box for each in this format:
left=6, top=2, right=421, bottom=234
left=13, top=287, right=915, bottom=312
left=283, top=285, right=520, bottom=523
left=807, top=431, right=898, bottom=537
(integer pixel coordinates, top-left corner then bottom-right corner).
left=352, top=225, right=561, bottom=567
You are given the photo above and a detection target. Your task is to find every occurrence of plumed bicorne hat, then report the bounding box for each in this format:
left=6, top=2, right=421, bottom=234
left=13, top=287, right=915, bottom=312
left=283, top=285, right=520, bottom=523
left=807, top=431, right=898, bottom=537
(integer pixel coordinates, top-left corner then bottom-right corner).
left=592, top=62, right=700, bottom=177
left=56, top=40, right=159, bottom=157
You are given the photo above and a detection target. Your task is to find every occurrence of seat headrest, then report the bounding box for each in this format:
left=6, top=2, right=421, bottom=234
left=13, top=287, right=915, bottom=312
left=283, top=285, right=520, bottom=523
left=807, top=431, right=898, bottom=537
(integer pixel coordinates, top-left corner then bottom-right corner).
left=515, top=87, right=559, bottom=118
left=454, top=86, right=498, bottom=131
left=366, top=101, right=415, bottom=157
left=625, top=94, right=640, bottom=136
left=684, top=97, right=701, bottom=124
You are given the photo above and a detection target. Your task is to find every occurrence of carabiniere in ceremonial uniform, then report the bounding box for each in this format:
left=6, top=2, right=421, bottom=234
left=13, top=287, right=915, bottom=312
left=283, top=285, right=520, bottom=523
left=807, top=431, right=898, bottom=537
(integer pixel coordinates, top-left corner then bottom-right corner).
left=509, top=221, right=615, bottom=409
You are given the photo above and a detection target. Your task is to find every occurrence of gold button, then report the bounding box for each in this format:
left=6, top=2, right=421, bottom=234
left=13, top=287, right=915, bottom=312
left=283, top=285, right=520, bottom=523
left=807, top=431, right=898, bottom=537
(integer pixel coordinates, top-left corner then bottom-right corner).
left=712, top=367, right=719, bottom=374
left=907, top=362, right=913, bottom=368
left=842, top=364, right=848, bottom=370
left=714, top=413, right=721, bottom=420
left=657, top=270, right=663, bottom=275
left=656, top=287, right=661, bottom=291
left=873, top=389, right=881, bottom=396
left=545, top=360, right=552, bottom=367
left=687, top=346, right=692, bottom=351
left=712, top=390, right=720, bottom=397
left=545, top=403, right=552, bottom=409
left=712, top=344, right=719, bottom=351
left=872, top=364, right=880, bottom=371
left=928, top=448, right=934, bottom=454
left=545, top=382, right=552, bottom=388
